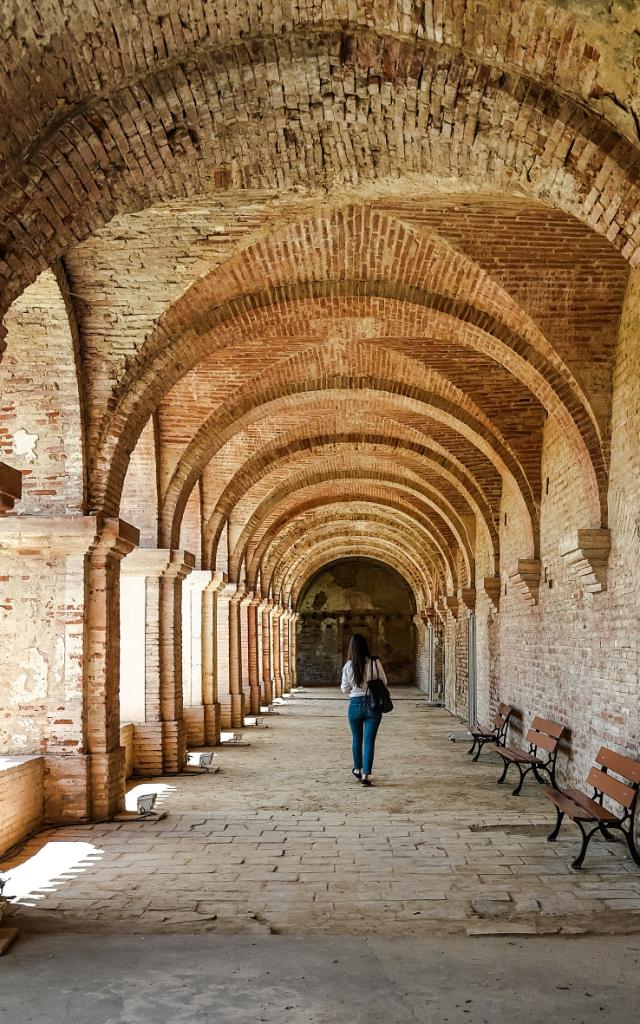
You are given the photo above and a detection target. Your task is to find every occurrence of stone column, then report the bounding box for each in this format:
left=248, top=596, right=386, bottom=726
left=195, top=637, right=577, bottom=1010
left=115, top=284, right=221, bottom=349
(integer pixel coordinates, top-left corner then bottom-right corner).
left=271, top=605, right=284, bottom=698
left=86, top=519, right=140, bottom=819
left=290, top=613, right=300, bottom=687
left=239, top=589, right=253, bottom=711
left=0, top=514, right=138, bottom=822
left=261, top=600, right=274, bottom=705
left=281, top=611, right=292, bottom=693
left=120, top=548, right=195, bottom=775
left=247, top=594, right=263, bottom=714
left=182, top=570, right=213, bottom=747
left=216, top=580, right=234, bottom=729
left=202, top=571, right=225, bottom=744
left=228, top=588, right=247, bottom=728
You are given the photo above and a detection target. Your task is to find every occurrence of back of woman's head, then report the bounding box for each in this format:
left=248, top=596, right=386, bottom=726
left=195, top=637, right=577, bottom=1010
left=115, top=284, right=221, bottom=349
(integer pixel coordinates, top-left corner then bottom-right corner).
left=347, top=633, right=371, bottom=686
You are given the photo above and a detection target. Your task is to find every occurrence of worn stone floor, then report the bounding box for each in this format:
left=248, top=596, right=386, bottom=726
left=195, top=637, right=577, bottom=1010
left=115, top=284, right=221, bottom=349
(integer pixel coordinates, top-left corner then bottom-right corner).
left=3, top=688, right=640, bottom=939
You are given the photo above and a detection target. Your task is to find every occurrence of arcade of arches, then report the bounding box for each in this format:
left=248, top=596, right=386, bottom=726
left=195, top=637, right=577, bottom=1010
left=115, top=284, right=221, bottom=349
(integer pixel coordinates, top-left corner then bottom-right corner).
left=1, top=0, right=640, bottom=963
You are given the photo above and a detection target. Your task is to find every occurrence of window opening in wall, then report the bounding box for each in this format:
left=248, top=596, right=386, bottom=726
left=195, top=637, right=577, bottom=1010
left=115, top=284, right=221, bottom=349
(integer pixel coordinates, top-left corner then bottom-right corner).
left=504, top=513, right=507, bottom=526
left=546, top=476, right=550, bottom=495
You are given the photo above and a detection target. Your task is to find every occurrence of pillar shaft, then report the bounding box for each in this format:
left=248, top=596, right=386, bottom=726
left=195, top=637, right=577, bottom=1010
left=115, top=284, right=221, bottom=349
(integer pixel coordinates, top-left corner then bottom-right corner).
left=247, top=597, right=262, bottom=714
left=272, top=608, right=283, bottom=698
left=228, top=590, right=246, bottom=728
left=261, top=602, right=274, bottom=705
left=201, top=572, right=225, bottom=744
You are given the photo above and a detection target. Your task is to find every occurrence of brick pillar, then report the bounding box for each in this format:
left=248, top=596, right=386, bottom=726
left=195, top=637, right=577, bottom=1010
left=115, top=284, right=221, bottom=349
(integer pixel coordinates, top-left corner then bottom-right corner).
left=228, top=588, right=247, bottom=728
left=216, top=581, right=234, bottom=729
left=261, top=600, right=274, bottom=705
left=290, top=613, right=300, bottom=687
left=182, top=570, right=214, bottom=747
left=281, top=611, right=291, bottom=693
left=272, top=606, right=283, bottom=698
left=247, top=594, right=262, bottom=714
left=120, top=548, right=195, bottom=775
left=85, top=518, right=140, bottom=820
left=160, top=551, right=195, bottom=772
left=202, top=571, right=225, bottom=744
left=239, top=589, right=253, bottom=711
left=0, top=515, right=138, bottom=822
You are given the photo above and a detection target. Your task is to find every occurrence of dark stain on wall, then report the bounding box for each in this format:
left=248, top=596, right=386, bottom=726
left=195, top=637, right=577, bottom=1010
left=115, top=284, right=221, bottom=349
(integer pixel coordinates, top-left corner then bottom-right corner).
left=296, top=557, right=416, bottom=686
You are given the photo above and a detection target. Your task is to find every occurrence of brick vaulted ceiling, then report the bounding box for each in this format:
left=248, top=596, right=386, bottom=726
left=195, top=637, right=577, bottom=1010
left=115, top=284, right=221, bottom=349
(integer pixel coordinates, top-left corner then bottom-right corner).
left=1, top=1, right=637, bottom=610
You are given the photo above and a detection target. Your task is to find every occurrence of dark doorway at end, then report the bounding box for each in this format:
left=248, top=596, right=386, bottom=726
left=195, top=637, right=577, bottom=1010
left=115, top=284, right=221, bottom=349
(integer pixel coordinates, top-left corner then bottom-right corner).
left=295, top=557, right=416, bottom=686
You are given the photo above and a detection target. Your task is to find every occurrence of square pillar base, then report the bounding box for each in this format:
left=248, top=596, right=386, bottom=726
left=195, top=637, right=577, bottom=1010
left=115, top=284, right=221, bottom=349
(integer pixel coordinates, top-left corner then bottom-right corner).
left=184, top=705, right=206, bottom=747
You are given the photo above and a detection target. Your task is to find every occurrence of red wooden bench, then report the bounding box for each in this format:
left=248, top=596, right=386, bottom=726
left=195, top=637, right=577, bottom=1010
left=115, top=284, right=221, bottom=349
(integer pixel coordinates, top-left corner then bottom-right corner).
left=467, top=703, right=513, bottom=762
left=496, top=716, right=566, bottom=795
left=543, top=746, right=640, bottom=869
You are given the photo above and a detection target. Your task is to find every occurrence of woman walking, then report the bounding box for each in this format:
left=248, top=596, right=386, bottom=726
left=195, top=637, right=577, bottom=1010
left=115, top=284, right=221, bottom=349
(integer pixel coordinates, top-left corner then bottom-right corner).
left=341, top=633, right=387, bottom=786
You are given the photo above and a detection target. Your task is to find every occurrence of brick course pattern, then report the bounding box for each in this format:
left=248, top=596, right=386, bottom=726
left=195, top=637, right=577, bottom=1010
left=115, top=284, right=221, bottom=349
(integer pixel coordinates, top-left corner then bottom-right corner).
left=0, top=3, right=639, bottom=847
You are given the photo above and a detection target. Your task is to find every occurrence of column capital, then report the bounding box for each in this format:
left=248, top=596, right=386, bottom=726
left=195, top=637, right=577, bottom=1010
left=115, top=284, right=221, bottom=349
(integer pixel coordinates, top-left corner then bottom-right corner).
left=0, top=513, right=139, bottom=558
left=183, top=569, right=214, bottom=594
left=121, top=547, right=195, bottom=578
left=205, top=570, right=227, bottom=593
left=0, top=462, right=22, bottom=514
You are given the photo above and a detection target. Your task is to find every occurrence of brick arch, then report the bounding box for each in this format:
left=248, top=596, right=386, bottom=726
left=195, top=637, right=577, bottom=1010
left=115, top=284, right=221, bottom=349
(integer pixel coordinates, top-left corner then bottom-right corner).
left=161, top=346, right=540, bottom=550
left=198, top=408, right=499, bottom=528
left=264, top=512, right=442, bottom=606
left=96, top=210, right=603, bottom=525
left=202, top=433, right=498, bottom=566
left=2, top=4, right=640, bottom=328
left=261, top=505, right=445, bottom=589
left=229, top=455, right=474, bottom=585
left=284, top=539, right=433, bottom=613
left=229, top=469, right=473, bottom=590
left=0, top=264, right=86, bottom=514
left=245, top=493, right=460, bottom=595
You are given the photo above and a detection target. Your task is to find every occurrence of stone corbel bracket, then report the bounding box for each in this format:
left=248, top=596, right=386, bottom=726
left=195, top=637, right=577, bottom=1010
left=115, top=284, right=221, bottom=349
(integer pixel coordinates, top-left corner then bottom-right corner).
left=0, top=463, right=22, bottom=514
left=456, top=588, right=476, bottom=618
left=507, top=559, right=542, bottom=606
left=445, top=595, right=460, bottom=618
left=560, top=528, right=611, bottom=593
left=482, top=576, right=501, bottom=613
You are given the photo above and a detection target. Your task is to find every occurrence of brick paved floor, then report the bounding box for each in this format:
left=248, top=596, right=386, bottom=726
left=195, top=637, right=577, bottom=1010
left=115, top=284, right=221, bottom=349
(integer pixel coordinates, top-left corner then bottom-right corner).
left=3, top=689, right=640, bottom=936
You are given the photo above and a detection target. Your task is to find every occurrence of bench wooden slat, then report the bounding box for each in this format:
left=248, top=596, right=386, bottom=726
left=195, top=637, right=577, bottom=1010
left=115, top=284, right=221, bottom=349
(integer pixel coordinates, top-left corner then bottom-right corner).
left=595, top=747, right=640, bottom=784
left=525, top=730, right=558, bottom=753
left=530, top=717, right=565, bottom=739
left=501, top=746, right=540, bottom=765
left=542, top=787, right=582, bottom=817
left=563, top=788, right=620, bottom=822
left=587, top=767, right=636, bottom=808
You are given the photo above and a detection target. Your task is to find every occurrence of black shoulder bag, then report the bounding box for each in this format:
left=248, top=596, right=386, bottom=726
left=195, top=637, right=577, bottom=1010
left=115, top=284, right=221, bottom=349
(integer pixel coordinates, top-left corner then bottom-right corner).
left=366, top=658, right=393, bottom=714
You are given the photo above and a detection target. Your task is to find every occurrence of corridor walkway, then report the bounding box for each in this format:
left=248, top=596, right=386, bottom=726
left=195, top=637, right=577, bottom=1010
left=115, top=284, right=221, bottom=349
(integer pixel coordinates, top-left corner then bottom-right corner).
left=3, top=689, right=639, bottom=939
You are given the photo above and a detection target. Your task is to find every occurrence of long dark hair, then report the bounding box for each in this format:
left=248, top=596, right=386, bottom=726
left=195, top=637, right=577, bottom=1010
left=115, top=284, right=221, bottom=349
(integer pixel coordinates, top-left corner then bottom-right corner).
left=347, top=633, right=371, bottom=687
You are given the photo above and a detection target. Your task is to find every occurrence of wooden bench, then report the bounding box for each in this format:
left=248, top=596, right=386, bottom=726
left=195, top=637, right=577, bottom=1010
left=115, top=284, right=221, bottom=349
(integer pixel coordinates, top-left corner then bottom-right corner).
left=543, top=746, right=640, bottom=869
left=496, top=716, right=566, bottom=796
left=467, top=703, right=513, bottom=762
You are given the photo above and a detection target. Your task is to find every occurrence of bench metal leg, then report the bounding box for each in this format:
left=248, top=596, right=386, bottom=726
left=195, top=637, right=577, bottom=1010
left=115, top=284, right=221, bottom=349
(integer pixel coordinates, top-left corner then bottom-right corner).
left=467, top=737, right=478, bottom=757
left=572, top=821, right=600, bottom=870
left=601, top=825, right=618, bottom=843
left=623, top=825, right=640, bottom=866
left=472, top=738, right=486, bottom=763
left=547, top=806, right=564, bottom=842
left=511, top=762, right=530, bottom=796
left=497, top=758, right=510, bottom=785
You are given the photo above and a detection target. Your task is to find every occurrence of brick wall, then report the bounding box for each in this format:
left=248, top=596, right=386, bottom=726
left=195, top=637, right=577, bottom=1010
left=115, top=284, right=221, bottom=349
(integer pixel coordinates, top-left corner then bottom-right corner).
left=0, top=755, right=44, bottom=856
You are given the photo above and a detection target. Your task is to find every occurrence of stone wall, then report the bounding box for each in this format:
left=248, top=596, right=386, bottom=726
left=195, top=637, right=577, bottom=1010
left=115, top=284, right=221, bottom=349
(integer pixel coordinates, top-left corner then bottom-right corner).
left=297, top=559, right=416, bottom=686
left=0, top=755, right=44, bottom=857
left=475, top=272, right=640, bottom=787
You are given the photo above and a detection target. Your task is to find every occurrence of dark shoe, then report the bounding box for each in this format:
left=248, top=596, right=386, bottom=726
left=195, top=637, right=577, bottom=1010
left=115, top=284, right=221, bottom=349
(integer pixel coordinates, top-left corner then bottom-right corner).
left=352, top=768, right=361, bottom=780
left=360, top=778, right=372, bottom=787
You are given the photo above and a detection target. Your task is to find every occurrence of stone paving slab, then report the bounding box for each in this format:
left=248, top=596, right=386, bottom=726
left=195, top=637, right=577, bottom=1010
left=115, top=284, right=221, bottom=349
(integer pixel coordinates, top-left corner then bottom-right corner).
left=2, top=690, right=640, bottom=936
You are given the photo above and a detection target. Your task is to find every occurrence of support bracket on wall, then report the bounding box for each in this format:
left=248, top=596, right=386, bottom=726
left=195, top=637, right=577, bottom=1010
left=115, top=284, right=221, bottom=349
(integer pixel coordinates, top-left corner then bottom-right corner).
left=560, top=528, right=611, bottom=593
left=482, top=576, right=501, bottom=613
left=507, top=559, right=541, bottom=606
left=0, top=463, right=21, bottom=514
left=445, top=595, right=460, bottom=618
left=457, top=588, right=476, bottom=617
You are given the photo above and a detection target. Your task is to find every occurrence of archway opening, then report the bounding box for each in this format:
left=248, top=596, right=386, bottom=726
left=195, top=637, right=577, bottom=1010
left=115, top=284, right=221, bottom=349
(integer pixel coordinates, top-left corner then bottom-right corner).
left=295, top=557, right=417, bottom=687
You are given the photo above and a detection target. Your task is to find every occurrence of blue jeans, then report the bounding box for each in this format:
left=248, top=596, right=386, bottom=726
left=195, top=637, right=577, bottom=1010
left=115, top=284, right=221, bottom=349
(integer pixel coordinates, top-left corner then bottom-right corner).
left=348, top=696, right=382, bottom=775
